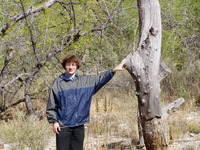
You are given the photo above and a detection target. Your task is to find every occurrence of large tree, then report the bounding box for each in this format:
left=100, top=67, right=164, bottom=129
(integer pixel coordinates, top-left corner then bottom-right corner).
left=124, top=0, right=168, bottom=149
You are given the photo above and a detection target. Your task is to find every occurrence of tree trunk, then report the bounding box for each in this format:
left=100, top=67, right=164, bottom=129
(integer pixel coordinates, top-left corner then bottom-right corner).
left=24, top=82, right=34, bottom=115
left=124, top=0, right=168, bottom=149
left=141, top=117, right=167, bottom=150
left=25, top=92, right=34, bottom=115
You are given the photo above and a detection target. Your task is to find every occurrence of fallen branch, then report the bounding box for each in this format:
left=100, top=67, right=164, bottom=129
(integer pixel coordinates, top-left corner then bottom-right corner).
left=162, top=97, right=185, bottom=117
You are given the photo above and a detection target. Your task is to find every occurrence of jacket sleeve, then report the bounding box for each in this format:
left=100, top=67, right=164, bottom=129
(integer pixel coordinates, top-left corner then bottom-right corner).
left=46, top=87, right=58, bottom=124
left=93, top=69, right=115, bottom=94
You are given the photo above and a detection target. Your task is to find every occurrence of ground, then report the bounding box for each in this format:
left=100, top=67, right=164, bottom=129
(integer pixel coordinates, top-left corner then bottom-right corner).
left=43, top=110, right=200, bottom=150
left=1, top=110, right=200, bottom=150
left=42, top=133, right=200, bottom=150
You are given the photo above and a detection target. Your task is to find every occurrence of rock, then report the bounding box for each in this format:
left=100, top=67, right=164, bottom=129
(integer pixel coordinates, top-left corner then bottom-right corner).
left=3, top=143, right=11, bottom=149
left=189, top=133, right=195, bottom=137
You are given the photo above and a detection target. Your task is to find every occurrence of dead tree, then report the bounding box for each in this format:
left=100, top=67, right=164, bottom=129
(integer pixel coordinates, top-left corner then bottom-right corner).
left=124, top=0, right=170, bottom=149
left=124, top=0, right=186, bottom=149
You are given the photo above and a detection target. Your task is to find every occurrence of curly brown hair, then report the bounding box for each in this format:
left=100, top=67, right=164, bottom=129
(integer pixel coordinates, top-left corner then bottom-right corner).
left=61, top=55, right=81, bottom=69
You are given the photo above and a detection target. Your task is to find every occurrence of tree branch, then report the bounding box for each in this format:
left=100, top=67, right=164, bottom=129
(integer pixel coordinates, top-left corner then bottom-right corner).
left=20, top=0, right=39, bottom=62
left=158, top=63, right=171, bottom=82
left=162, top=97, right=185, bottom=117
left=1, top=0, right=58, bottom=35
left=0, top=73, right=31, bottom=91
left=8, top=98, right=26, bottom=108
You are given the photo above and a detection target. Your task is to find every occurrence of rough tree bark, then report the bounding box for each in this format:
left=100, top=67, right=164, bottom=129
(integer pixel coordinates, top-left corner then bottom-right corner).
left=124, top=0, right=168, bottom=149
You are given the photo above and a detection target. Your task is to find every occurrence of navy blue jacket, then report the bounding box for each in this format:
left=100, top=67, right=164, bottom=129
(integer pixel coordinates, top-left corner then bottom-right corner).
left=46, top=69, right=115, bottom=127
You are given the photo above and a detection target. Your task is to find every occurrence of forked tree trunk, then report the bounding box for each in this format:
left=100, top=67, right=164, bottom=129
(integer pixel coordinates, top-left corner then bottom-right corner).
left=124, top=0, right=168, bottom=149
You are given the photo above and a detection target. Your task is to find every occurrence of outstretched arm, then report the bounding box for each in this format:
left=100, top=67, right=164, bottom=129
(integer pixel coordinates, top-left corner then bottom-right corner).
left=113, top=59, right=126, bottom=72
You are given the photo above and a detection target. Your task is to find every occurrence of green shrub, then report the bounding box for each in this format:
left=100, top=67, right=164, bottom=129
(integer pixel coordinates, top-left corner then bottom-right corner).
left=187, top=124, right=200, bottom=134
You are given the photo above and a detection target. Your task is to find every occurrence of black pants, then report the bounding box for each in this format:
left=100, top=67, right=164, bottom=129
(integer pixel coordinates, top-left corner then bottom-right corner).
left=56, top=125, right=85, bottom=150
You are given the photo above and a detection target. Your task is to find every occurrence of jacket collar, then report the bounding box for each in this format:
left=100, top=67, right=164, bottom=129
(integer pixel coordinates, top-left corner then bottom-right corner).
left=60, top=73, right=79, bottom=81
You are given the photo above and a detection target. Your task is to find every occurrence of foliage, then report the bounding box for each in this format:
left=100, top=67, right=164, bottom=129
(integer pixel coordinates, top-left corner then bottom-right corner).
left=161, top=61, right=200, bottom=103
left=0, top=0, right=199, bottom=117
left=160, top=0, right=200, bottom=70
left=0, top=0, right=138, bottom=112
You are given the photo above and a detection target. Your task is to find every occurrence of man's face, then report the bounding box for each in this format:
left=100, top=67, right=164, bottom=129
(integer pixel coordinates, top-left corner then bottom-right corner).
left=65, top=61, right=77, bottom=77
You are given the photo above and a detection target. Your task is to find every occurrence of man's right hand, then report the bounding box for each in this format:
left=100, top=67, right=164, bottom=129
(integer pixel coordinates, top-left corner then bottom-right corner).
left=113, top=58, right=126, bottom=72
left=53, top=122, right=61, bottom=134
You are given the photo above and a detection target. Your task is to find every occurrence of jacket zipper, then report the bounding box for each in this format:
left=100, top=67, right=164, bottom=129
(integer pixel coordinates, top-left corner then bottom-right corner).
left=72, top=79, right=78, bottom=126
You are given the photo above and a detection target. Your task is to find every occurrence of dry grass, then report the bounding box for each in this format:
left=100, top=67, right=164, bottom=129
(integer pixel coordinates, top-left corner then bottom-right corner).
left=83, top=70, right=200, bottom=149
left=0, top=109, right=51, bottom=150
left=84, top=87, right=138, bottom=149
left=160, top=61, right=200, bottom=109
left=0, top=69, right=199, bottom=150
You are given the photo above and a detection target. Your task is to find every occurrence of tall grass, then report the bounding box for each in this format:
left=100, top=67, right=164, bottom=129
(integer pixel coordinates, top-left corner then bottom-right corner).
left=0, top=109, right=50, bottom=150
left=84, top=88, right=139, bottom=149
left=84, top=71, right=139, bottom=149
left=160, top=60, right=200, bottom=110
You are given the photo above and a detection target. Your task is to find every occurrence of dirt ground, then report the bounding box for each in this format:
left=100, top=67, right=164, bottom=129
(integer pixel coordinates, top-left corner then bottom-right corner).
left=43, top=110, right=200, bottom=150
left=43, top=133, right=200, bottom=150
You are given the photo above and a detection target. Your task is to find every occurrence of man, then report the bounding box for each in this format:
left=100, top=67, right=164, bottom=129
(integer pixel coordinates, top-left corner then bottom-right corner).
left=46, top=55, right=125, bottom=150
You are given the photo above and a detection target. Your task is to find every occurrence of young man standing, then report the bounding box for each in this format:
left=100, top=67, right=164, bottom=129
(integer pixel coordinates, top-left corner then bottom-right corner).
left=46, top=55, right=125, bottom=150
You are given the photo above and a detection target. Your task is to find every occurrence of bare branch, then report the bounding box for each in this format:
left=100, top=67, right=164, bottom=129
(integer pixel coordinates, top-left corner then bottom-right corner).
left=162, top=97, right=185, bottom=117
left=158, top=63, right=171, bottom=82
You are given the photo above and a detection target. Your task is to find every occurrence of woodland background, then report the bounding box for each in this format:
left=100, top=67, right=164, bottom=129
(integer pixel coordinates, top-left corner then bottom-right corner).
left=0, top=0, right=199, bottom=149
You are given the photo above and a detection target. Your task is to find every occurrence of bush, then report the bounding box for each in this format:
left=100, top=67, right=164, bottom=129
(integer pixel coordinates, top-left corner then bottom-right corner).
left=0, top=110, right=50, bottom=150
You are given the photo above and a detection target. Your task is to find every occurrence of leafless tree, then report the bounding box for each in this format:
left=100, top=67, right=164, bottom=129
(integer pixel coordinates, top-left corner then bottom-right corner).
left=124, top=0, right=184, bottom=149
